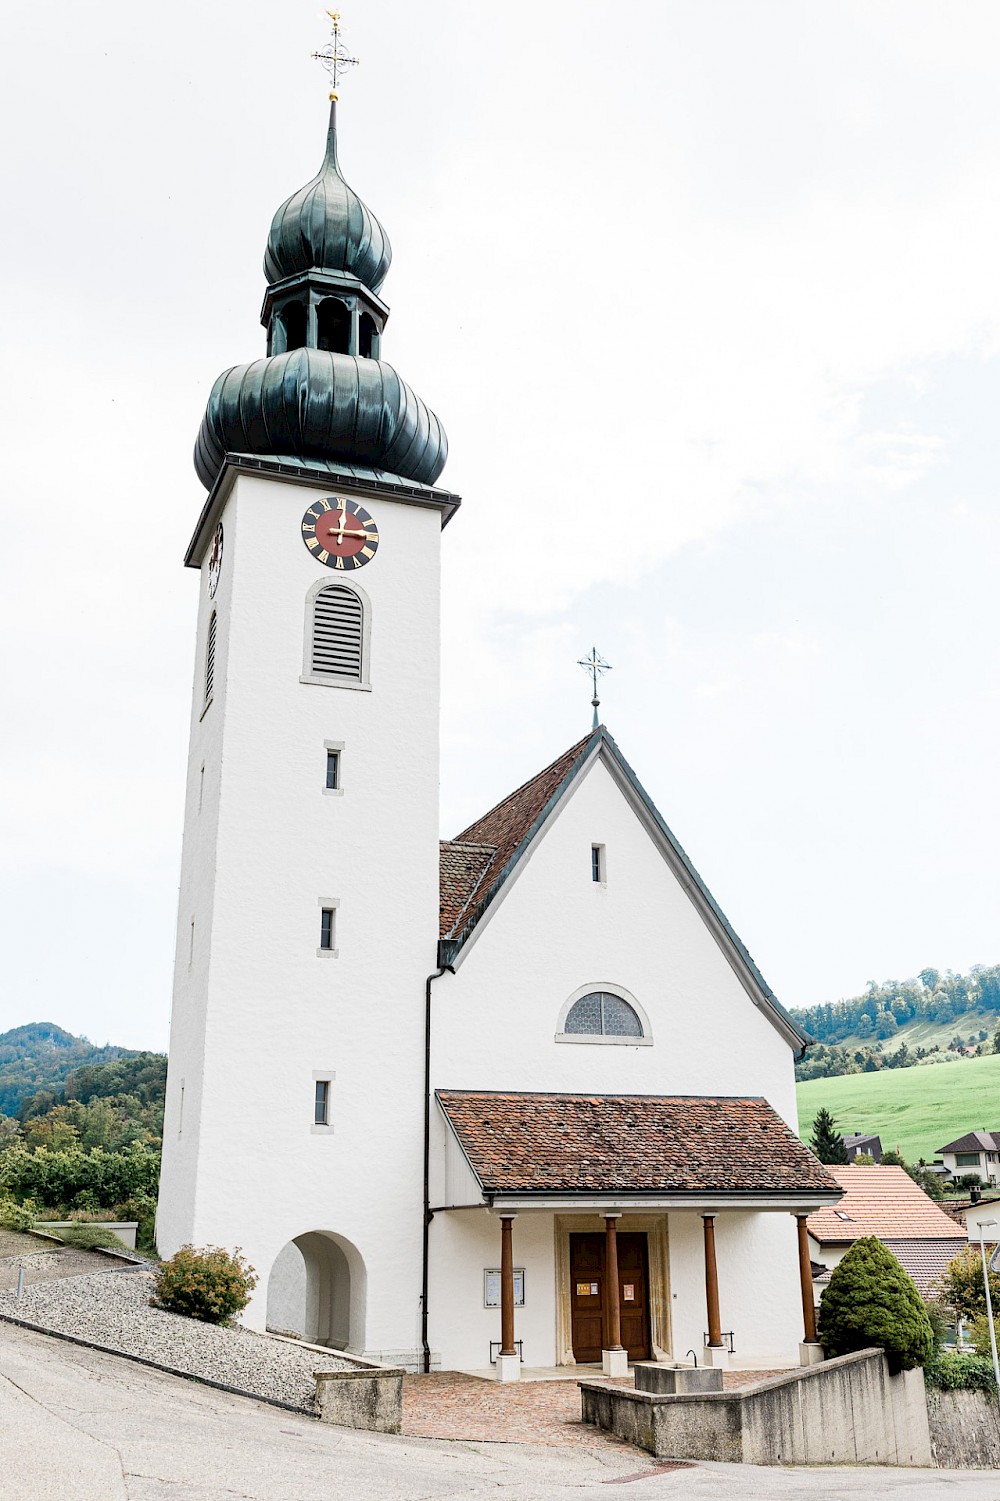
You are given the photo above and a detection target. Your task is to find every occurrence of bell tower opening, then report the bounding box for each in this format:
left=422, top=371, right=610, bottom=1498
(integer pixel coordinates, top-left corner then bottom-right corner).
left=317, top=297, right=351, bottom=354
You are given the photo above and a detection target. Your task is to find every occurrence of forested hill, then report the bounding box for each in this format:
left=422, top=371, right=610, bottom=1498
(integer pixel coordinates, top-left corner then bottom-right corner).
left=0, top=1023, right=148, bottom=1116
left=790, top=964, right=1000, bottom=1081
left=789, top=965, right=1000, bottom=1045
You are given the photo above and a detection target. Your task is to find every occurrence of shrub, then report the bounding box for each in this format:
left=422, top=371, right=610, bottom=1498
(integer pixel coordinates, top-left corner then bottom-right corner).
left=937, top=1245, right=1000, bottom=1321
left=968, top=1314, right=1000, bottom=1362
left=0, top=1196, right=36, bottom=1232
left=54, top=1224, right=127, bottom=1251
left=153, top=1245, right=257, bottom=1325
left=923, top=1298, right=951, bottom=1355
left=924, top=1351, right=997, bottom=1392
left=818, top=1237, right=935, bottom=1373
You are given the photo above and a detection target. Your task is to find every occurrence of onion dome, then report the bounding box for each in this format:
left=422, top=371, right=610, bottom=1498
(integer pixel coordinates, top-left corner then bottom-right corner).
left=194, top=349, right=448, bottom=492
left=264, top=103, right=391, bottom=292
left=194, top=102, right=447, bottom=495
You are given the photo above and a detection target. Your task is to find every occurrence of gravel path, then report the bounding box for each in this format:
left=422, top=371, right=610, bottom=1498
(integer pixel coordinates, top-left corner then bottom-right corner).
left=0, top=1269, right=353, bottom=1411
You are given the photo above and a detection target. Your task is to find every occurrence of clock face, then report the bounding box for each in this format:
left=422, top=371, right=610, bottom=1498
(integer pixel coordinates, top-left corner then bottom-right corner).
left=301, top=498, right=380, bottom=571
left=207, top=523, right=224, bottom=598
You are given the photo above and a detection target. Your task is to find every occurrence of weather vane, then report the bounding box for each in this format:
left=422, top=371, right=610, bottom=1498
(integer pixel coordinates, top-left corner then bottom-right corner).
left=312, top=10, right=359, bottom=101
left=577, top=647, right=612, bottom=730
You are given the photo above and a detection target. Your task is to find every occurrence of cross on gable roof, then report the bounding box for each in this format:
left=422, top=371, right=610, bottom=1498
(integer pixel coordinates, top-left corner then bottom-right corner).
left=437, top=726, right=810, bottom=1053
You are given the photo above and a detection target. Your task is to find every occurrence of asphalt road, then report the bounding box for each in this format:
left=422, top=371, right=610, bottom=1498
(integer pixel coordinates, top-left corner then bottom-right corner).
left=1, top=1320, right=998, bottom=1501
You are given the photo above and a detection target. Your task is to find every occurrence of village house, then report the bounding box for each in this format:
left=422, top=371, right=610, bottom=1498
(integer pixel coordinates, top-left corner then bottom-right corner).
left=938, top=1132, right=1000, bottom=1186
left=807, top=1165, right=966, bottom=1300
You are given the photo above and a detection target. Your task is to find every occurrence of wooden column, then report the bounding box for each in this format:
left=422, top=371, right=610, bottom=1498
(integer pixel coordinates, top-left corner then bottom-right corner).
left=499, top=1215, right=516, bottom=1357
left=603, top=1215, right=624, bottom=1352
left=703, top=1214, right=724, bottom=1348
left=796, top=1214, right=818, bottom=1344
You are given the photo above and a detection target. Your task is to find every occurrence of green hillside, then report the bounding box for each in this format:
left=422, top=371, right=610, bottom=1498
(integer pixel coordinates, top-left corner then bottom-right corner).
left=0, top=1023, right=139, bottom=1118
left=796, top=1051, right=1000, bottom=1164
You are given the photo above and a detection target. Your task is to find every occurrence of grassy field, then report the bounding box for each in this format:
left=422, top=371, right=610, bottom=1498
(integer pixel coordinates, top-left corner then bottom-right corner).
left=796, top=1052, right=1000, bottom=1163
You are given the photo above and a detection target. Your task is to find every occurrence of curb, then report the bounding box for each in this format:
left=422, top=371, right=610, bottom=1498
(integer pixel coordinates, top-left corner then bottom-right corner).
left=0, top=1311, right=317, bottom=1418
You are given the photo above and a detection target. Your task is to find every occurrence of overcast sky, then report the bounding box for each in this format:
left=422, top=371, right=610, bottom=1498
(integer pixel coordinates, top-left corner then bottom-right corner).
left=1, top=1, right=998, bottom=1052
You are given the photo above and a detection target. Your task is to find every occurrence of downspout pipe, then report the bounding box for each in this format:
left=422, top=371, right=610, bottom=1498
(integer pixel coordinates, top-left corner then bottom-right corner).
left=421, top=962, right=452, bottom=1374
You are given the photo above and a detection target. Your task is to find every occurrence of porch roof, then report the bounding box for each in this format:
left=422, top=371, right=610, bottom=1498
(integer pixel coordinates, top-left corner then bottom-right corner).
left=436, top=1090, right=840, bottom=1204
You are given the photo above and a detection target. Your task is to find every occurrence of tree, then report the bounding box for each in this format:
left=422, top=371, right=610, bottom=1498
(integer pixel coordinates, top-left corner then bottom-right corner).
left=818, top=1238, right=934, bottom=1372
left=856, top=1014, right=874, bottom=1040
left=936, top=1245, right=1000, bottom=1322
left=875, top=1010, right=898, bottom=1040
left=919, top=968, right=941, bottom=992
left=809, top=1108, right=849, bottom=1165
left=853, top=1153, right=876, bottom=1165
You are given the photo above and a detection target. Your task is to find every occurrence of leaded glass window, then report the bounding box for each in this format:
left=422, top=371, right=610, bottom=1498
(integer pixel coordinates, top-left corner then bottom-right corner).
left=563, top=991, right=644, bottom=1038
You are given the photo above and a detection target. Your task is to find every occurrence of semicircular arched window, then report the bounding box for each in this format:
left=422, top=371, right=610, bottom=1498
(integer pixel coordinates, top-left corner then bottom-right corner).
left=563, top=991, right=644, bottom=1039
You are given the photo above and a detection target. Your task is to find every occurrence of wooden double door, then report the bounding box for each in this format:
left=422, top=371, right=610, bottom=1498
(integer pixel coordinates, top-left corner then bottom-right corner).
left=570, top=1232, right=651, bottom=1363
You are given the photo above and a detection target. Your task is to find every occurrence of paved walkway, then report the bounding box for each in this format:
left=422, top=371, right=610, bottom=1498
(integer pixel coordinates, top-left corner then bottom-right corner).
left=2, top=1322, right=1000, bottom=1500
left=402, top=1368, right=788, bottom=1446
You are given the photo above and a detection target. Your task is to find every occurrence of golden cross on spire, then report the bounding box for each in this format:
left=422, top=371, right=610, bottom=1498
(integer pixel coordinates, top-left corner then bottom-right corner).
left=311, top=11, right=359, bottom=101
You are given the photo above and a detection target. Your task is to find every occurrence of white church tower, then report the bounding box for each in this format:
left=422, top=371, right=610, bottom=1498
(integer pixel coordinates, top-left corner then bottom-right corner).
left=157, top=79, right=459, bottom=1365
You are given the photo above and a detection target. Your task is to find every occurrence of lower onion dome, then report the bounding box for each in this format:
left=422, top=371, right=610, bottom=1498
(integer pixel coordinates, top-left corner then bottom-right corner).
left=193, top=347, right=448, bottom=492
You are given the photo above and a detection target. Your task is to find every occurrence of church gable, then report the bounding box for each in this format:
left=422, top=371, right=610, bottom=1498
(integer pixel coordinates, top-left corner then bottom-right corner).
left=438, top=728, right=809, bottom=1054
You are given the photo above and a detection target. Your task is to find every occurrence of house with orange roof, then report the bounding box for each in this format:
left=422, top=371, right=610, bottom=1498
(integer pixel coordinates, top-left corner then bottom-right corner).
left=807, top=1165, right=966, bottom=1299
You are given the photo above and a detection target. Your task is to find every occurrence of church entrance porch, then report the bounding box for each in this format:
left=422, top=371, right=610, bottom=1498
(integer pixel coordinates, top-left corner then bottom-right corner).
left=265, top=1230, right=367, bottom=1352
left=569, top=1231, right=651, bottom=1363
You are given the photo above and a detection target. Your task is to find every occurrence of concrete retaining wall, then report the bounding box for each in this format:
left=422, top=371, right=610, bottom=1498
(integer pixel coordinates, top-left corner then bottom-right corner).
left=927, top=1388, right=1000, bottom=1469
left=314, top=1363, right=404, bottom=1434
left=580, top=1349, right=931, bottom=1466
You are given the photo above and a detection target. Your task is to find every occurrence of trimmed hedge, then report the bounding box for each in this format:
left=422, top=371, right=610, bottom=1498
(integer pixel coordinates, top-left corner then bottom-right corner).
left=924, top=1352, right=997, bottom=1392
left=819, top=1236, right=935, bottom=1373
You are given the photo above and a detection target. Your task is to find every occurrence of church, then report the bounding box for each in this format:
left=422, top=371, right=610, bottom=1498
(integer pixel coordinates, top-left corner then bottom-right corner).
left=155, top=66, right=841, bottom=1379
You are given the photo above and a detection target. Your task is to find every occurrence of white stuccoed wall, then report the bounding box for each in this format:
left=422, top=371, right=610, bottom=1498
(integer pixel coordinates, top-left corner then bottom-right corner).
left=433, top=753, right=798, bottom=1120
left=427, top=750, right=806, bottom=1368
left=158, top=470, right=442, bottom=1359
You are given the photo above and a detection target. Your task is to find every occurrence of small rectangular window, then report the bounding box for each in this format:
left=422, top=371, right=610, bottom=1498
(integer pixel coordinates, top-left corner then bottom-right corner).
left=591, top=844, right=605, bottom=883
left=314, top=1079, right=330, bottom=1126
left=320, top=908, right=336, bottom=950
left=326, top=750, right=340, bottom=790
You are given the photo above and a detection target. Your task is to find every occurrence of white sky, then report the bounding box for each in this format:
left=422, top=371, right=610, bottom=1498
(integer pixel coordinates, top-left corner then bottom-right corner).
left=1, top=1, right=998, bottom=1051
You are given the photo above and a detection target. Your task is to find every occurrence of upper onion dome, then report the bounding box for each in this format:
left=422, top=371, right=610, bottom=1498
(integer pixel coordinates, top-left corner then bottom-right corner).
left=264, top=103, right=391, bottom=292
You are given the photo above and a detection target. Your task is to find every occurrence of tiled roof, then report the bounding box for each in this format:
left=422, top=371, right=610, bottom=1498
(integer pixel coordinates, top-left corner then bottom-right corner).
left=938, top=1131, right=1000, bottom=1154
left=436, top=1091, right=839, bottom=1196
left=807, top=1166, right=963, bottom=1244
left=439, top=734, right=592, bottom=945
left=439, top=841, right=497, bottom=940
left=882, top=1238, right=968, bottom=1296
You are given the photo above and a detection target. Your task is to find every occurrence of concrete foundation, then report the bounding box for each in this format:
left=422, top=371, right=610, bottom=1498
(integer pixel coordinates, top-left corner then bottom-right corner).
left=495, top=1353, right=521, bottom=1382
left=702, top=1345, right=731, bottom=1370
left=602, top=1348, right=629, bottom=1378
left=314, top=1363, right=404, bottom=1434
left=799, top=1342, right=825, bottom=1366
left=580, top=1348, right=931, bottom=1467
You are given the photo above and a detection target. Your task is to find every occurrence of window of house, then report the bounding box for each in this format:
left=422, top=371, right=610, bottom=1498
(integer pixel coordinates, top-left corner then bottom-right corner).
left=307, top=583, right=366, bottom=684
left=314, top=1079, right=330, bottom=1126
left=591, top=844, right=605, bottom=883
left=563, top=991, right=644, bottom=1038
left=205, top=611, right=217, bottom=703
left=956, top=1152, right=982, bottom=1167
left=326, top=750, right=340, bottom=789
left=319, top=907, right=337, bottom=952
left=835, top=1209, right=854, bottom=1222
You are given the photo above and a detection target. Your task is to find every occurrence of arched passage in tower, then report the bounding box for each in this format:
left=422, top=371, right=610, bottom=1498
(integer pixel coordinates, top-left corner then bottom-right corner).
left=265, top=1230, right=367, bottom=1351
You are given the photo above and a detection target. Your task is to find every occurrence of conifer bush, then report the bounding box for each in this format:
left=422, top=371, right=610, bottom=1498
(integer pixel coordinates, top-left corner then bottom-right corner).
left=818, top=1237, right=934, bottom=1373
left=153, top=1245, right=257, bottom=1324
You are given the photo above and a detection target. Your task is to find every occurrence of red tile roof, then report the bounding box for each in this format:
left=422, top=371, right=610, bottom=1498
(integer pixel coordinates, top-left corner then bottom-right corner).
left=439, top=734, right=593, bottom=944
left=807, top=1166, right=962, bottom=1244
left=436, top=1091, right=839, bottom=1196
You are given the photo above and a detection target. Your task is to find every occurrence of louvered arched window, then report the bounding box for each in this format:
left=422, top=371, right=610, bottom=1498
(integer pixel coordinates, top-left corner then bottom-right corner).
left=309, top=584, right=365, bottom=682
left=205, top=611, right=217, bottom=703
